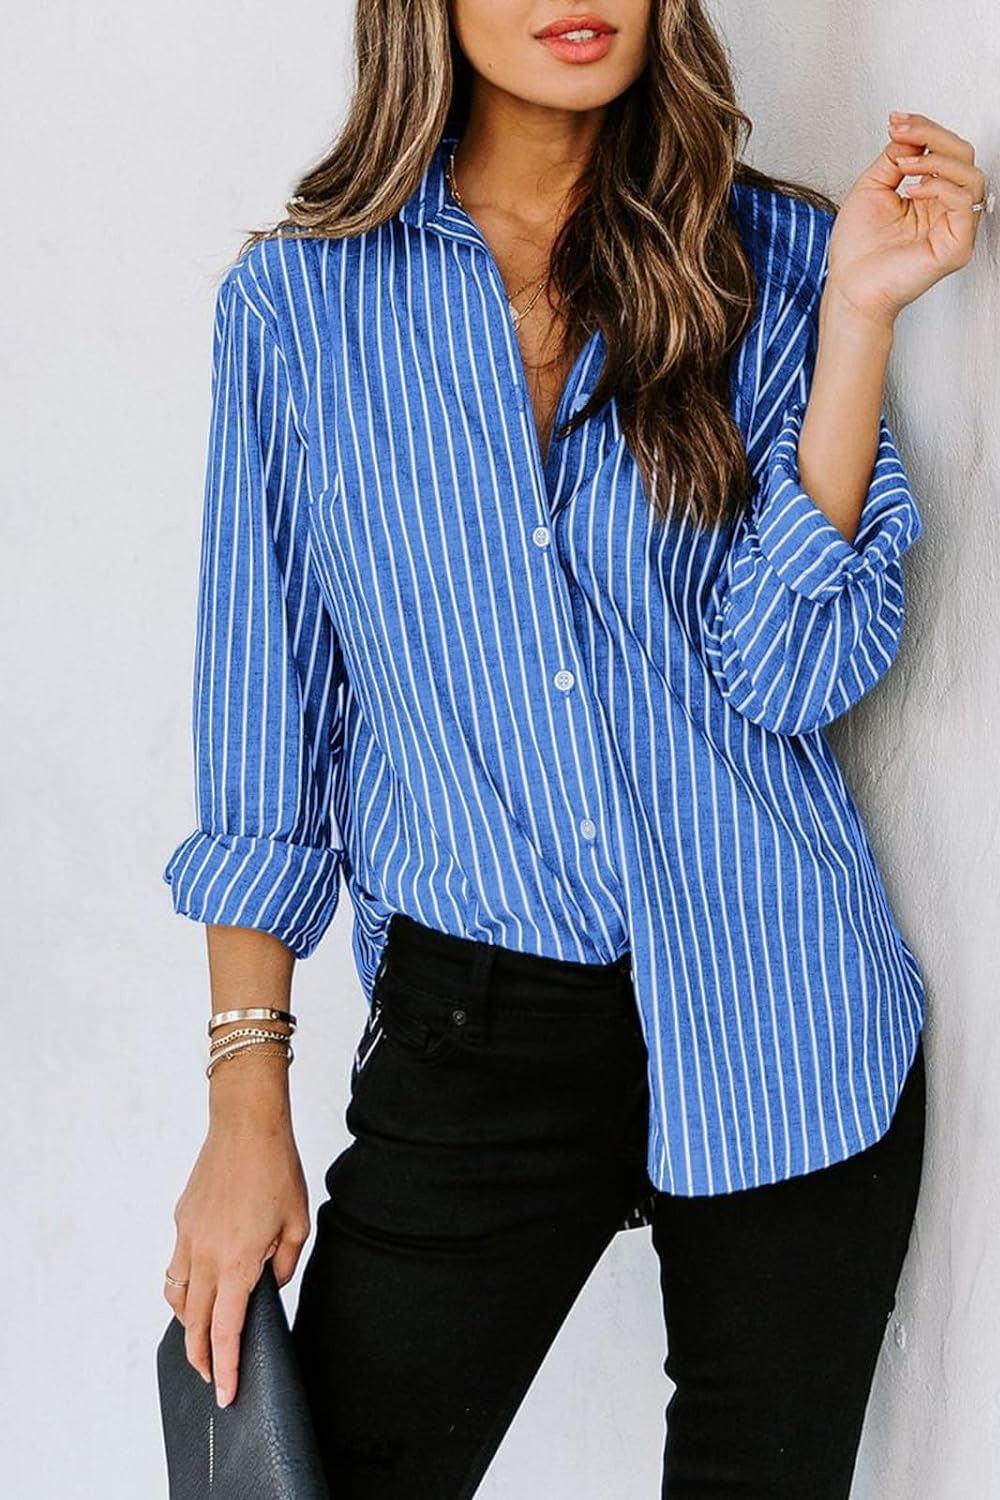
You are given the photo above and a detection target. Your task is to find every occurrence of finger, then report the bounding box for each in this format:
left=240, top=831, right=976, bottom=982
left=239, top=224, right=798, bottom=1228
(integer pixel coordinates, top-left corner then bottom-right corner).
left=182, top=1261, right=217, bottom=1385
left=211, top=1273, right=252, bottom=1408
left=163, top=1274, right=188, bottom=1320
left=894, top=150, right=986, bottom=197
left=888, top=112, right=976, bottom=164
left=903, top=175, right=982, bottom=254
left=163, top=1234, right=191, bottom=1317
left=269, top=1219, right=310, bottom=1288
left=904, top=175, right=975, bottom=211
left=860, top=132, right=940, bottom=194
left=862, top=136, right=915, bottom=192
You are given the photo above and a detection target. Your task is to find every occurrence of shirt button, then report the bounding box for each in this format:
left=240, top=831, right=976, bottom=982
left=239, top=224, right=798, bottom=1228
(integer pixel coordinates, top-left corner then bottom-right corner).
left=579, top=817, right=597, bottom=840
left=532, top=525, right=550, bottom=548
left=451, top=1008, right=468, bottom=1026
left=553, top=669, right=575, bottom=692
left=572, top=389, right=591, bottom=413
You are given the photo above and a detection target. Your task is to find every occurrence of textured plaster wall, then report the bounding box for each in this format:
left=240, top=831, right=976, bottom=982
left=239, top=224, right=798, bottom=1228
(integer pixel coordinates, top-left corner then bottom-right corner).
left=1, top=2, right=997, bottom=1496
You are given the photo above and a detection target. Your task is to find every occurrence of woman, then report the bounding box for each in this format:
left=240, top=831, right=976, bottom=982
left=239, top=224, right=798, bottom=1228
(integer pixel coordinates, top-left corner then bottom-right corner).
left=161, top=1, right=988, bottom=1495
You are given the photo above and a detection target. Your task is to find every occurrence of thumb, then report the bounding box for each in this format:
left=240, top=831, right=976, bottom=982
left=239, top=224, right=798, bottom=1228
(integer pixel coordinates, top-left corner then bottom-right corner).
left=266, top=1230, right=304, bottom=1289
left=857, top=136, right=920, bottom=194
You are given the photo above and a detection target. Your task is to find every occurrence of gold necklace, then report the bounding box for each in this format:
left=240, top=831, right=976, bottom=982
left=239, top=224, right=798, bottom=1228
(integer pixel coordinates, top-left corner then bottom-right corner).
left=445, top=145, right=549, bottom=331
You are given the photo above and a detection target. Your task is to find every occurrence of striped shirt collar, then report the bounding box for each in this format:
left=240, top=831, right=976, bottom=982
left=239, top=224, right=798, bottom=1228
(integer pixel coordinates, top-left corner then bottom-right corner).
left=396, top=131, right=481, bottom=244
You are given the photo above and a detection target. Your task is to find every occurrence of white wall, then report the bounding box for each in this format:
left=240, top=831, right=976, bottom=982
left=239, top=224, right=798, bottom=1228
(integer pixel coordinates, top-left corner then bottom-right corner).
left=2, top=2, right=997, bottom=1495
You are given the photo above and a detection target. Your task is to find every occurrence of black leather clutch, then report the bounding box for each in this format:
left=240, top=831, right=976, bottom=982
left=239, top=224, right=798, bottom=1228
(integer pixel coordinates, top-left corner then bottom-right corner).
left=156, top=1258, right=330, bottom=1498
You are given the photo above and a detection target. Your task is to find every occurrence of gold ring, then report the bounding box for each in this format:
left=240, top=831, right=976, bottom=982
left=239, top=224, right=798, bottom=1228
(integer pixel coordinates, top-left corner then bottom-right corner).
left=164, top=1270, right=190, bottom=1289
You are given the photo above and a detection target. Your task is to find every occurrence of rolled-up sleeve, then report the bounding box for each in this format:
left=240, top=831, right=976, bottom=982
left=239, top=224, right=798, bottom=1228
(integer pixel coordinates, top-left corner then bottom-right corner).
left=704, top=210, right=923, bottom=736
left=162, top=270, right=346, bottom=958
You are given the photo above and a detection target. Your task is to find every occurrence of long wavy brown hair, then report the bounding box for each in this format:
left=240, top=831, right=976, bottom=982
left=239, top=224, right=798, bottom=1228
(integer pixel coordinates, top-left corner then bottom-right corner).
left=238, top=0, right=838, bottom=528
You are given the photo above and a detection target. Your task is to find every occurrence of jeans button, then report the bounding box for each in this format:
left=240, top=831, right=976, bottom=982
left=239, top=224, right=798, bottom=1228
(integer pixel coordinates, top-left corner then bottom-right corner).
left=451, top=1008, right=468, bottom=1026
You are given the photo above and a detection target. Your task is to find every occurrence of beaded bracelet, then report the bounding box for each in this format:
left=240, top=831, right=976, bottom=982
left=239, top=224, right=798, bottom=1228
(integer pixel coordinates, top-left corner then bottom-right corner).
left=206, top=1033, right=294, bottom=1079
left=208, top=1025, right=293, bottom=1052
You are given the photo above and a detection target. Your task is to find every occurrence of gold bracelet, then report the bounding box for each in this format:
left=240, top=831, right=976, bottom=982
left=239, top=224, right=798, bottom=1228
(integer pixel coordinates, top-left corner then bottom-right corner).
left=206, top=1034, right=294, bottom=1079
left=208, top=1006, right=296, bottom=1036
left=209, top=1034, right=293, bottom=1065
left=208, top=1025, right=292, bottom=1053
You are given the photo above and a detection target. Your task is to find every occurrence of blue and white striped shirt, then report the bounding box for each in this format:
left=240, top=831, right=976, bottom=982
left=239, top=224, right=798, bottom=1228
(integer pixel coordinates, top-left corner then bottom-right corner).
left=163, top=130, right=926, bottom=1203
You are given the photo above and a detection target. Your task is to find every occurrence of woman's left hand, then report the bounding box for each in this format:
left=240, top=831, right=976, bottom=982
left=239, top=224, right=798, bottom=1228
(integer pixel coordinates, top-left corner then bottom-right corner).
left=823, top=111, right=989, bottom=331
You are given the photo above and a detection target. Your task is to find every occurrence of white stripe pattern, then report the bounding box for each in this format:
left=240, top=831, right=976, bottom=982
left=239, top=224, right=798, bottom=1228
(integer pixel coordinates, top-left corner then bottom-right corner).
left=163, top=132, right=926, bottom=1204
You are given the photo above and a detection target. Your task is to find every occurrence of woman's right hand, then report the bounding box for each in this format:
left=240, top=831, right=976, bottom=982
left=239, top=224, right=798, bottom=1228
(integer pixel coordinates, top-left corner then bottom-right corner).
left=163, top=1052, right=311, bottom=1408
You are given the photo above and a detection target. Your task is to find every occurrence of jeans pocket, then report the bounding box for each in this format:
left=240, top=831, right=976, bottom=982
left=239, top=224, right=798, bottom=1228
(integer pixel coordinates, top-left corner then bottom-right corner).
left=373, top=973, right=468, bottom=1065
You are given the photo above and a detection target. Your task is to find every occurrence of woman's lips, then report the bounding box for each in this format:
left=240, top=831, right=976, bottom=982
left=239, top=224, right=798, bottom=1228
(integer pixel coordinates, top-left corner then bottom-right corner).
left=534, top=16, right=617, bottom=64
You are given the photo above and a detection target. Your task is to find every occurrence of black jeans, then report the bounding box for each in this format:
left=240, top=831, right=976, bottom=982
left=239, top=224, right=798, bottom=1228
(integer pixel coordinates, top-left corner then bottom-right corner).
left=291, top=912, right=926, bottom=1499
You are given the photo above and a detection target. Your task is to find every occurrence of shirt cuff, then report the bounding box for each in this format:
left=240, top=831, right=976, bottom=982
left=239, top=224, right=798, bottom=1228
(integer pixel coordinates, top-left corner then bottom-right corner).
left=751, top=400, right=919, bottom=604
left=163, top=828, right=344, bottom=960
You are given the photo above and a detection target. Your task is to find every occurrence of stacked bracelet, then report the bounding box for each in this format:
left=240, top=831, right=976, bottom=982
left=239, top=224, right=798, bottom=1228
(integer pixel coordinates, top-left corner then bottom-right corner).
left=208, top=1006, right=296, bottom=1035
left=206, top=1034, right=293, bottom=1078
left=205, top=1006, right=297, bottom=1080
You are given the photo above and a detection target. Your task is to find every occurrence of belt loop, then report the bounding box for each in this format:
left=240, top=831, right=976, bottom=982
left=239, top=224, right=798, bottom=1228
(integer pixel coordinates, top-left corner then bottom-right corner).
left=469, top=937, right=496, bottom=1040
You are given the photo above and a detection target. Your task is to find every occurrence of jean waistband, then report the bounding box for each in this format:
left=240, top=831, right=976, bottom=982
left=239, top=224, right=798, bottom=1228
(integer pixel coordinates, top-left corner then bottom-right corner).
left=380, top=912, right=633, bottom=1016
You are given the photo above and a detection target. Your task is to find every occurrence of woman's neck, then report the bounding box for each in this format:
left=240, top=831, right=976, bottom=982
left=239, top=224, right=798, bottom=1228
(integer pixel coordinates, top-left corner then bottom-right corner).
left=452, top=99, right=604, bottom=239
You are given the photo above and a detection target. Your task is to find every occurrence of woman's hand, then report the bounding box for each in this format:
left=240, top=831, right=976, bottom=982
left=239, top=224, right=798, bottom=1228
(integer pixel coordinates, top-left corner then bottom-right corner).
left=823, top=110, right=989, bottom=331
left=163, top=1058, right=311, bottom=1408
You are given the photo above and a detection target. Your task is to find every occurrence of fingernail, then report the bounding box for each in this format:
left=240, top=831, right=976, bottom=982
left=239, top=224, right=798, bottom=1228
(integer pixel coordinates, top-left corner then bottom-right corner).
left=890, top=110, right=910, bottom=120
left=201, top=1369, right=212, bottom=1383
left=216, top=1386, right=230, bottom=1407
